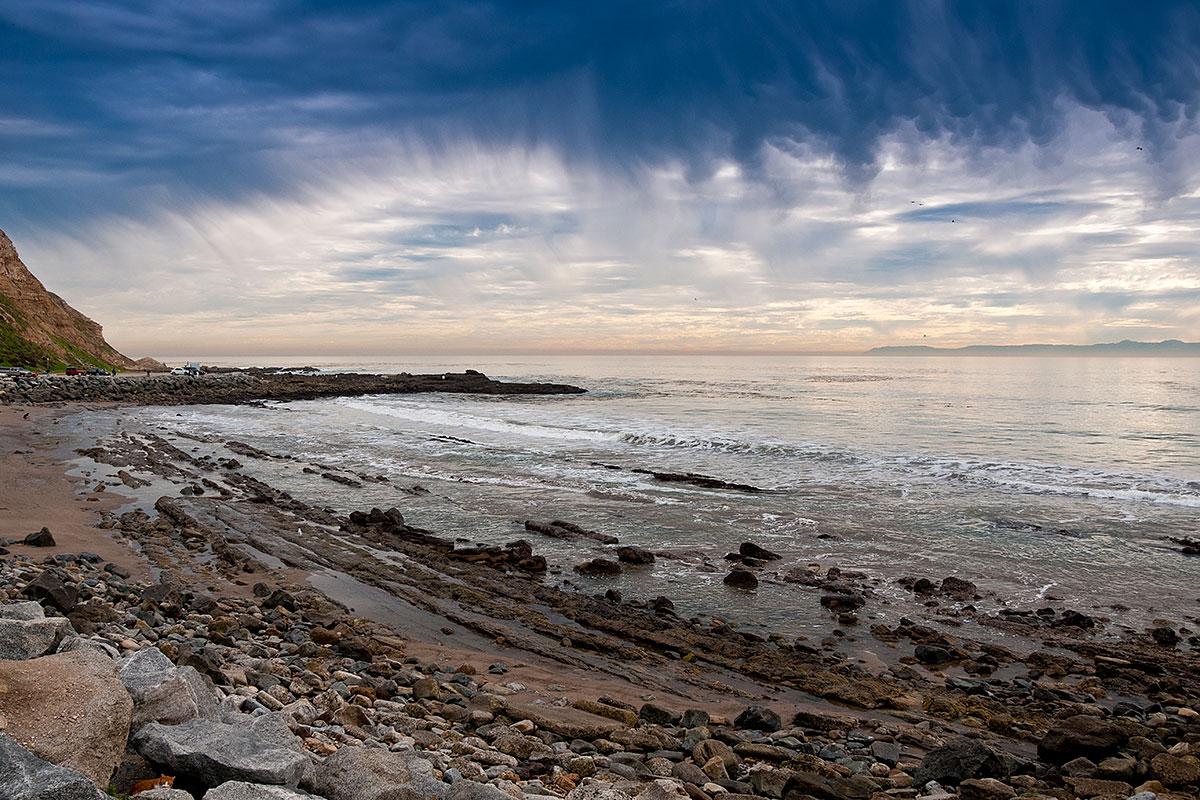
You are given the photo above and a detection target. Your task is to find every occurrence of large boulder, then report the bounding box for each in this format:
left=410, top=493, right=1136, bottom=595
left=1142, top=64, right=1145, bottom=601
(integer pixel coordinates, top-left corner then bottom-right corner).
left=205, top=782, right=316, bottom=799
left=134, top=712, right=307, bottom=788
left=0, top=647, right=132, bottom=787
left=306, top=746, right=448, bottom=800
left=0, top=601, right=72, bottom=660
left=913, top=737, right=1006, bottom=786
left=119, top=646, right=221, bottom=729
left=22, top=567, right=79, bottom=613
left=0, top=733, right=102, bottom=800
left=1037, top=715, right=1127, bottom=764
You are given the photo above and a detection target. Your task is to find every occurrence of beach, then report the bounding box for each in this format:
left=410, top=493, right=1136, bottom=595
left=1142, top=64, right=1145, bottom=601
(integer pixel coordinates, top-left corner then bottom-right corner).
left=1, top=366, right=1197, bottom=799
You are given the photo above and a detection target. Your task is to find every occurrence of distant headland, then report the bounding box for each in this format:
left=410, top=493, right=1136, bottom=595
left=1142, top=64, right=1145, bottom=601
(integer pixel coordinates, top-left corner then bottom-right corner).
left=868, top=339, right=1200, bottom=356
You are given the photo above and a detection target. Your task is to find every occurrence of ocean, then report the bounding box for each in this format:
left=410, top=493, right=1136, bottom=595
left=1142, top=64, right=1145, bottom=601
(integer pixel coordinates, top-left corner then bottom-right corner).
left=103, top=354, right=1200, bottom=636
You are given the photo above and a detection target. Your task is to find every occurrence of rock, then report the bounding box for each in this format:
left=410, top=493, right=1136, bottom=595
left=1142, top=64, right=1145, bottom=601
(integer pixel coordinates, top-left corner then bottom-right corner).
left=672, top=762, right=710, bottom=785
left=574, top=558, right=623, bottom=578
left=412, top=677, right=440, bottom=700
left=205, top=782, right=316, bottom=799
left=722, top=569, right=758, bottom=590
left=22, top=568, right=78, bottom=613
left=869, top=741, right=901, bottom=766
left=447, top=782, right=515, bottom=800
left=693, top=740, right=738, bottom=771
left=306, top=746, right=448, bottom=800
left=134, top=713, right=307, bottom=788
left=568, top=779, right=635, bottom=800
left=22, top=527, right=55, bottom=547
left=939, top=577, right=978, bottom=600
left=913, top=737, right=1006, bottom=786
left=633, top=780, right=690, bottom=800
left=1037, top=715, right=1127, bottom=763
left=0, top=732, right=101, bottom=800
left=1150, top=753, right=1200, bottom=786
left=0, top=648, right=132, bottom=787
left=119, top=646, right=221, bottom=729
left=0, top=601, right=72, bottom=660
left=957, top=778, right=1016, bottom=800
left=502, top=700, right=625, bottom=740
left=914, top=645, right=956, bottom=665
left=1149, top=626, right=1179, bottom=647
left=139, top=789, right=195, bottom=800
left=733, top=705, right=781, bottom=732
left=617, top=546, right=656, bottom=565
left=739, top=542, right=781, bottom=561
left=819, top=593, right=863, bottom=611
left=639, top=703, right=677, bottom=726
left=680, top=709, right=710, bottom=729
left=1062, top=776, right=1133, bottom=797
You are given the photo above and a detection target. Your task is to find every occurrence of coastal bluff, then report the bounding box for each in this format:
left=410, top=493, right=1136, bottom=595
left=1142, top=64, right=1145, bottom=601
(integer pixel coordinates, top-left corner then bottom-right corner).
left=0, top=228, right=133, bottom=370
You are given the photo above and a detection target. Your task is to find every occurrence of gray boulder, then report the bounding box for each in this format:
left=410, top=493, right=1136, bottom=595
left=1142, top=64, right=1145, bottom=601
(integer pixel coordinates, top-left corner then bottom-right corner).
left=136, top=789, right=194, bottom=800
left=306, top=746, right=449, bottom=800
left=119, top=646, right=221, bottom=729
left=448, top=782, right=514, bottom=800
left=0, top=733, right=102, bottom=800
left=0, top=648, right=133, bottom=788
left=205, top=782, right=316, bottom=799
left=0, top=601, right=72, bottom=660
left=134, top=712, right=307, bottom=788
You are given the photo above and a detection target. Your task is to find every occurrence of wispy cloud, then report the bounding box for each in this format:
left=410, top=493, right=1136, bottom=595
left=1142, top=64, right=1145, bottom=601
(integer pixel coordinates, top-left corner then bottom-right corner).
left=0, top=2, right=1198, bottom=352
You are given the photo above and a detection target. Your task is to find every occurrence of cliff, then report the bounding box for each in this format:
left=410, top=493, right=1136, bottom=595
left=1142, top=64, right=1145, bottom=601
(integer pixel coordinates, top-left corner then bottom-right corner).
left=0, top=228, right=132, bottom=369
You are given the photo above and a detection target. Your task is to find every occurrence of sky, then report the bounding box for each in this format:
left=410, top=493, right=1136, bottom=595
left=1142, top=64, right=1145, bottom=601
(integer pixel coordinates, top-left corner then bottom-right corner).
left=1, top=1, right=1199, bottom=356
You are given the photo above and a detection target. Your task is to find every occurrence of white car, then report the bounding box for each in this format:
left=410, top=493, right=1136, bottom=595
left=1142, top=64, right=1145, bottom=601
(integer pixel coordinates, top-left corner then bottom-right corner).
left=169, top=367, right=188, bottom=375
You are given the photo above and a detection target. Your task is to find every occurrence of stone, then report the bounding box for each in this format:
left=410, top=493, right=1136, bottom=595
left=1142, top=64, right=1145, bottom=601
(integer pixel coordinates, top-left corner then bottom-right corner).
left=0, top=648, right=132, bottom=787
left=503, top=700, right=625, bottom=739
left=739, top=542, right=781, bottom=561
left=138, top=789, right=194, bottom=800
left=913, top=737, right=1006, bottom=786
left=617, top=546, right=656, bottom=565
left=680, top=709, right=710, bottom=729
left=447, top=782, right=514, bottom=800
left=22, top=568, right=78, bottom=613
left=574, top=558, right=623, bottom=577
left=1037, top=715, right=1127, bottom=763
left=869, top=741, right=901, bottom=766
left=634, top=781, right=689, bottom=800
left=723, top=569, right=758, bottom=590
left=119, top=646, right=221, bottom=729
left=1062, top=776, right=1132, bottom=797
left=640, top=703, right=677, bottom=726
left=568, top=779, right=635, bottom=800
left=914, top=645, right=956, bottom=665
left=0, top=601, right=72, bottom=660
left=672, top=762, right=710, bottom=785
left=693, top=740, right=738, bottom=771
left=412, top=677, right=440, bottom=699
left=22, top=527, right=55, bottom=547
left=204, top=782, right=316, bottom=799
left=733, top=705, right=781, bottom=732
left=306, top=746, right=449, bottom=800
left=134, top=713, right=307, bottom=788
left=957, top=778, right=1016, bottom=800
left=1150, top=753, right=1200, bottom=786
left=0, top=732, right=101, bottom=800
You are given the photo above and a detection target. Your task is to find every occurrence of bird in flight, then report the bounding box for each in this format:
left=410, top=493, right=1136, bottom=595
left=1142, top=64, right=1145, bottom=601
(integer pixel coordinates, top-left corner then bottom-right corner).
left=1136, top=146, right=1144, bottom=151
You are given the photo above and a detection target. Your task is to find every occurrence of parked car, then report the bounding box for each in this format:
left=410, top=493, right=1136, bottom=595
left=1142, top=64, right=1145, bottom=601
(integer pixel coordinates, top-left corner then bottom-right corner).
left=65, top=367, right=83, bottom=375
left=169, top=367, right=188, bottom=375
left=87, top=367, right=112, bottom=376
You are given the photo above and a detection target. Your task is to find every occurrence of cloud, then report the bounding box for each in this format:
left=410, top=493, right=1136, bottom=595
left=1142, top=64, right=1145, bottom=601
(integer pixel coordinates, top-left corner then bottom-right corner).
left=9, top=103, right=1198, bottom=354
left=1, top=2, right=1198, bottom=352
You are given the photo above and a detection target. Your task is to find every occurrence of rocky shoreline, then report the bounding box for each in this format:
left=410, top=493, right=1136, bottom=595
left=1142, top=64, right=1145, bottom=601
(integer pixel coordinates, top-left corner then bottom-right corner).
left=0, top=407, right=1197, bottom=800
left=0, top=370, right=586, bottom=406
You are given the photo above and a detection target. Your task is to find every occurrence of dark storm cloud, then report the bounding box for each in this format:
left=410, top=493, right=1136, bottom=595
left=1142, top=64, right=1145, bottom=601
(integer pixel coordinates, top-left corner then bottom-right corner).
left=2, top=0, right=1199, bottom=224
